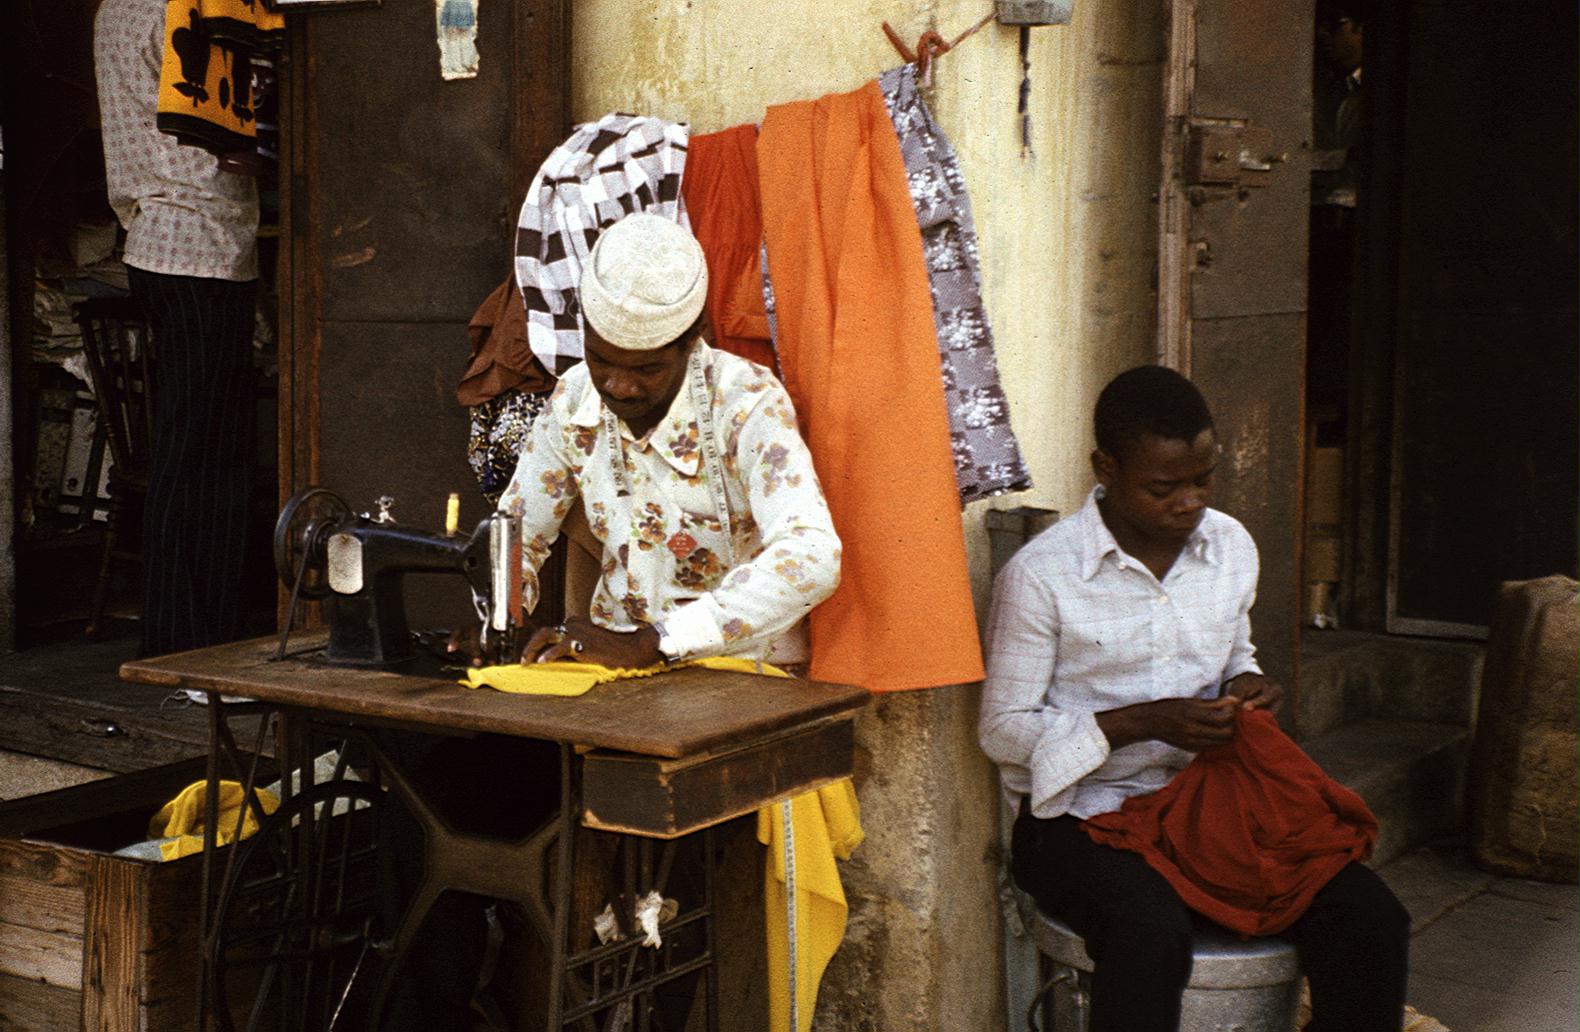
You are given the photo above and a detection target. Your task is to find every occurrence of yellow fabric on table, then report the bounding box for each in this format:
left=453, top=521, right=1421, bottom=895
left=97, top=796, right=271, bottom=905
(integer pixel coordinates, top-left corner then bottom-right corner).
left=150, top=779, right=280, bottom=861
left=460, top=655, right=788, bottom=697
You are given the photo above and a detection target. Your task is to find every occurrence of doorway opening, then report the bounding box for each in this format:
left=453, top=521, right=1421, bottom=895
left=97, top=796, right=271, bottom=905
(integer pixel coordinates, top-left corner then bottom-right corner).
left=1301, top=0, right=1579, bottom=640
left=1, top=1, right=281, bottom=769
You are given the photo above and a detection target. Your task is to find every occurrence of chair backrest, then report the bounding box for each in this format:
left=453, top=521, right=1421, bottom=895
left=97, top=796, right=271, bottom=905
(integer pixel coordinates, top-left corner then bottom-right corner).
left=74, top=296, right=156, bottom=479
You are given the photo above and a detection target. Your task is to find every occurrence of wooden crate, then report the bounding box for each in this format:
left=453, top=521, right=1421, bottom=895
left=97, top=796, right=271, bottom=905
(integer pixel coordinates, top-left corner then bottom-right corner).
left=0, top=758, right=212, bottom=1031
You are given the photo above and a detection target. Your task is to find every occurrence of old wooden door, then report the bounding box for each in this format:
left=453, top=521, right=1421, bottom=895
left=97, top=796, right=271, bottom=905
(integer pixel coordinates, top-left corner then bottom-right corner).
left=278, top=0, right=569, bottom=625
left=1157, top=1, right=1313, bottom=717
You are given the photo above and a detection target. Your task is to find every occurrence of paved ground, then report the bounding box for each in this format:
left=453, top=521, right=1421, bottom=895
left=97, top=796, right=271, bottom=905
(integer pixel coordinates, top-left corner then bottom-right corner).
left=1379, top=842, right=1578, bottom=1032
left=0, top=747, right=109, bottom=800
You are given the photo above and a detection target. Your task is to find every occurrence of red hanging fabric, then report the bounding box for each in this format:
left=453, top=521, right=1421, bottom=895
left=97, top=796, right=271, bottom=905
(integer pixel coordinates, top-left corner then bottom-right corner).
left=682, top=124, right=777, bottom=370
left=1084, top=708, right=1378, bottom=936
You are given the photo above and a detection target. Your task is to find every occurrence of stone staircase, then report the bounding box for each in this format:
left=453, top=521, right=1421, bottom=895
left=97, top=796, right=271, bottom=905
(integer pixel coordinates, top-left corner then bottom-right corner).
left=1297, top=630, right=1485, bottom=865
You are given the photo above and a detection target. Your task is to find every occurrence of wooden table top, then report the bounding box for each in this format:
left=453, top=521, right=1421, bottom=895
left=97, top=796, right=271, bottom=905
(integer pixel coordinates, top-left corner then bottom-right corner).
left=119, top=632, right=868, bottom=759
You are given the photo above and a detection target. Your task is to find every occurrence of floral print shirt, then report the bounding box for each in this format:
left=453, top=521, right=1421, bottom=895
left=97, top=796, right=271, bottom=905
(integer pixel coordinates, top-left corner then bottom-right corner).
left=498, top=340, right=841, bottom=661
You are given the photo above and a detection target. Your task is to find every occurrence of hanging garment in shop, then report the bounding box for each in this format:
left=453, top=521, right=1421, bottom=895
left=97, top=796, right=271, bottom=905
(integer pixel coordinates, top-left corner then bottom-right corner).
left=682, top=124, right=778, bottom=371
left=1083, top=707, right=1379, bottom=937
left=156, top=0, right=284, bottom=168
left=758, top=79, right=984, bottom=693
left=458, top=276, right=556, bottom=504
left=880, top=64, right=1033, bottom=505
left=513, top=114, right=690, bottom=374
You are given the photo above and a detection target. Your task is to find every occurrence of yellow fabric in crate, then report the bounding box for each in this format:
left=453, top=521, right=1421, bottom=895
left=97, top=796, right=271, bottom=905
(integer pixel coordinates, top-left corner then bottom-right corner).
left=150, top=779, right=280, bottom=861
left=460, top=654, right=788, bottom=697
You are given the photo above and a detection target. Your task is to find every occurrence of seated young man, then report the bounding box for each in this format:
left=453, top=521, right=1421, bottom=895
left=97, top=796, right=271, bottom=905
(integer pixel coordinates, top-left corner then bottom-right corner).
left=979, top=366, right=1409, bottom=1032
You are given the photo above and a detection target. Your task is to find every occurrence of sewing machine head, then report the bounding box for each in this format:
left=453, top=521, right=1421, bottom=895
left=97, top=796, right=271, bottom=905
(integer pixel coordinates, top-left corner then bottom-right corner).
left=274, top=487, right=524, bottom=668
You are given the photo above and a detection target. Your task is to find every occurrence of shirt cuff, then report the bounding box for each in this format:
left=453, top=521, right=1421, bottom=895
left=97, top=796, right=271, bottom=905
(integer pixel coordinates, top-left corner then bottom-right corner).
left=1223, top=660, right=1264, bottom=683
left=659, top=599, right=726, bottom=660
left=1028, top=711, right=1111, bottom=816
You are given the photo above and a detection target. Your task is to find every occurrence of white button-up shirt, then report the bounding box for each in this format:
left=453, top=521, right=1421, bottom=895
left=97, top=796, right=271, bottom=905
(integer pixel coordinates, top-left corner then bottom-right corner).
left=978, top=488, right=1262, bottom=819
left=499, top=340, right=841, bottom=662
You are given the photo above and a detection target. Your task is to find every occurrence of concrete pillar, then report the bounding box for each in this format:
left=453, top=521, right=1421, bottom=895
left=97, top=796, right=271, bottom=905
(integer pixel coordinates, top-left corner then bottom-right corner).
left=816, top=685, right=1006, bottom=1030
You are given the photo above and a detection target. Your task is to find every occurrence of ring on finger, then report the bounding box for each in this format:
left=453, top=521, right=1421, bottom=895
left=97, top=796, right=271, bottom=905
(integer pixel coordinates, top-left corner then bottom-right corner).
left=570, top=639, right=585, bottom=654
left=554, top=624, right=569, bottom=637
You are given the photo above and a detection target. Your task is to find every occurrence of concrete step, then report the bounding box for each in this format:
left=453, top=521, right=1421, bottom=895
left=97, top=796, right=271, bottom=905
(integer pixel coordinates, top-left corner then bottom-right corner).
left=1302, top=718, right=1470, bottom=867
left=1298, top=630, right=1484, bottom=739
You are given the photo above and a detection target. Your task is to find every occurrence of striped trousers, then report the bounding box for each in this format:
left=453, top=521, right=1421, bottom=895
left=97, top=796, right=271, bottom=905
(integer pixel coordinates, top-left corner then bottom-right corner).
left=129, top=268, right=257, bottom=656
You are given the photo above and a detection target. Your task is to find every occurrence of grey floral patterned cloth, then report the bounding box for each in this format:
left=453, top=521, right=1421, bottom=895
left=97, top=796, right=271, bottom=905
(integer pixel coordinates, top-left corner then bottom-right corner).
left=880, top=65, right=1033, bottom=503
left=468, top=388, right=549, bottom=507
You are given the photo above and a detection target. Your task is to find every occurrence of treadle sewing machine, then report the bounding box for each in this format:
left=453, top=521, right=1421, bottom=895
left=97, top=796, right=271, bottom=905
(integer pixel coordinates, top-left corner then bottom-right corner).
left=121, top=486, right=867, bottom=1032
left=272, top=486, right=527, bottom=667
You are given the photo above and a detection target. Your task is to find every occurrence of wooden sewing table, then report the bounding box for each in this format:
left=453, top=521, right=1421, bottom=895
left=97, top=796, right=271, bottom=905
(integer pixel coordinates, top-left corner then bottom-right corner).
left=120, top=631, right=867, bottom=1032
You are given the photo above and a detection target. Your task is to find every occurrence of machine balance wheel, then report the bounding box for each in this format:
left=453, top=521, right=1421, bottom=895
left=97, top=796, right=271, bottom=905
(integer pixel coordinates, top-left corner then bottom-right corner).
left=274, top=487, right=350, bottom=601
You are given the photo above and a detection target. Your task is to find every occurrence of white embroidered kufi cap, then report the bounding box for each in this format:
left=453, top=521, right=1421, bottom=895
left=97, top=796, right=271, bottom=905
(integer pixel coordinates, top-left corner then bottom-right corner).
left=579, top=212, right=708, bottom=351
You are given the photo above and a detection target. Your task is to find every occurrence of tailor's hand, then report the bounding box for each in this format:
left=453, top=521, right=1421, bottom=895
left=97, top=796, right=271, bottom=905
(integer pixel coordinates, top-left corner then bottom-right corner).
left=1225, top=672, right=1283, bottom=712
left=444, top=625, right=487, bottom=667
left=520, top=618, right=664, bottom=669
left=1097, top=695, right=1239, bottom=752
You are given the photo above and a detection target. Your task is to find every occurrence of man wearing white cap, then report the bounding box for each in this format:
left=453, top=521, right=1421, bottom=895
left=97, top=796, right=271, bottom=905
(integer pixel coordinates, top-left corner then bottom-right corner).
left=496, top=212, right=841, bottom=669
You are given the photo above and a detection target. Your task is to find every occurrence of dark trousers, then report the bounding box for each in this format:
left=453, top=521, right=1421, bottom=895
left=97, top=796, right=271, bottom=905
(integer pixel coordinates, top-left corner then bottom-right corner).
left=1012, top=812, right=1410, bottom=1032
left=129, top=268, right=257, bottom=656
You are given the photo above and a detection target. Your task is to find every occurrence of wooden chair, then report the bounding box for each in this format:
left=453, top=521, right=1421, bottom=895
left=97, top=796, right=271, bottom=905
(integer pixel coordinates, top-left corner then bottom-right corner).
left=74, top=296, right=157, bottom=637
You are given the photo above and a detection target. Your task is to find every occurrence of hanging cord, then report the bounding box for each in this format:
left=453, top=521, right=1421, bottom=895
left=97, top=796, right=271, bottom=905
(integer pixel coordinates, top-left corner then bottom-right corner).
left=1018, top=25, right=1035, bottom=159
left=882, top=6, right=998, bottom=87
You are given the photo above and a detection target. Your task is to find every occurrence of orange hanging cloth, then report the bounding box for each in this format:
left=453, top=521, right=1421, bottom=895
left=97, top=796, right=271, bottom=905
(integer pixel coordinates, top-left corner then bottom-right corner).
left=757, top=81, right=983, bottom=692
left=1084, top=708, right=1379, bottom=937
left=683, top=124, right=778, bottom=370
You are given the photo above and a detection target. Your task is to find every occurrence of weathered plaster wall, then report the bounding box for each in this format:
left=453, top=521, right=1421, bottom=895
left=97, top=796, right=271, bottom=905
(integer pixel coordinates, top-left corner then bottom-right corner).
left=570, top=2, right=1163, bottom=1028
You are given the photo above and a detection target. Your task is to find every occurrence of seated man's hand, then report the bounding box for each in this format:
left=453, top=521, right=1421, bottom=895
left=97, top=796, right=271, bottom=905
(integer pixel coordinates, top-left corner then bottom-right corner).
left=1143, top=696, right=1240, bottom=750
left=1225, top=672, right=1283, bottom=712
left=1098, top=696, right=1238, bottom=752
left=520, top=617, right=664, bottom=669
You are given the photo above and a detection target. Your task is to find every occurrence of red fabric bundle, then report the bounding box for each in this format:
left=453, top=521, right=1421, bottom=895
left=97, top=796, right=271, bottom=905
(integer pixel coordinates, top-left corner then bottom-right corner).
left=1083, top=708, right=1378, bottom=936
left=682, top=124, right=777, bottom=370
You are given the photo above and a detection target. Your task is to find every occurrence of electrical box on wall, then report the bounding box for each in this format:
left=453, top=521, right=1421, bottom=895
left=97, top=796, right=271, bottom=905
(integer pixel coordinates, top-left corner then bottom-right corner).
left=995, top=0, right=1074, bottom=25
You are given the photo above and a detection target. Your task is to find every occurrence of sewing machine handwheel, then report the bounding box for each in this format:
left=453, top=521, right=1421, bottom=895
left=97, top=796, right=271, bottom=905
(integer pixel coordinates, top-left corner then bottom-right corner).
left=274, top=487, right=349, bottom=601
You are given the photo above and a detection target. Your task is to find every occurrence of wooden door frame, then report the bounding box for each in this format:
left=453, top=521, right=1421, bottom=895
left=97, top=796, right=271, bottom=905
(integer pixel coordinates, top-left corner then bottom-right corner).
left=1155, top=0, right=1313, bottom=729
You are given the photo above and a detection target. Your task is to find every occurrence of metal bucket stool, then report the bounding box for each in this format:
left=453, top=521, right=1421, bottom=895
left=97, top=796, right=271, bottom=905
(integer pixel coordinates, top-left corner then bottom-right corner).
left=1028, top=909, right=1302, bottom=1032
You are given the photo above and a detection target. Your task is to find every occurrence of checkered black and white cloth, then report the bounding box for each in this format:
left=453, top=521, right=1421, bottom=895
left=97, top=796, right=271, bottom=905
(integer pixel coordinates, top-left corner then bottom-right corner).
left=513, top=113, right=691, bottom=373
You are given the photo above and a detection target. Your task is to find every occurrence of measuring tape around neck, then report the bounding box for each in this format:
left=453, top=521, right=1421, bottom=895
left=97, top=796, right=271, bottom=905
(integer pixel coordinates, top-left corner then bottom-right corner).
left=603, top=341, right=736, bottom=566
